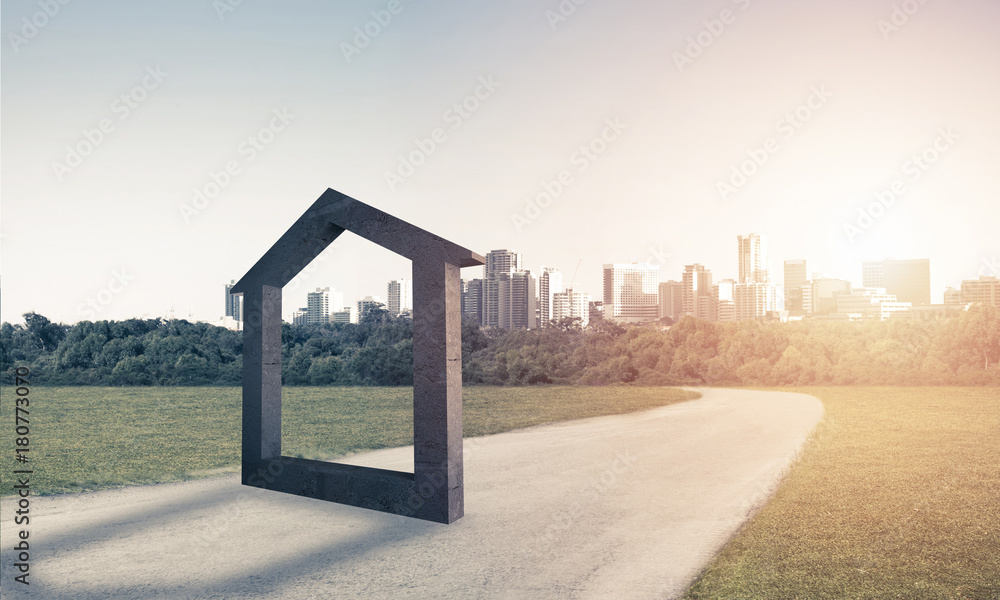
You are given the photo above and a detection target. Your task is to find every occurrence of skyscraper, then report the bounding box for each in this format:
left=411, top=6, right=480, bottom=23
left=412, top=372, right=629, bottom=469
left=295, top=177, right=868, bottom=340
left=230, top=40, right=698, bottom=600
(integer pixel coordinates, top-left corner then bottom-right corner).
left=330, top=306, right=358, bottom=324
left=483, top=249, right=521, bottom=328
left=943, top=287, right=963, bottom=305
left=735, top=233, right=777, bottom=319
left=658, top=280, right=684, bottom=321
left=480, top=249, right=537, bottom=329
left=386, top=279, right=412, bottom=316
left=539, top=267, right=563, bottom=327
left=602, top=263, right=660, bottom=323
left=485, top=248, right=521, bottom=275
left=861, top=261, right=885, bottom=289
left=552, top=288, right=591, bottom=328
left=885, top=259, right=931, bottom=306
left=862, top=259, right=931, bottom=306
left=714, top=279, right=735, bottom=322
left=811, top=278, right=852, bottom=315
left=681, top=264, right=713, bottom=320
left=357, top=295, right=384, bottom=318
left=837, top=288, right=911, bottom=320
left=306, top=288, right=330, bottom=325
left=504, top=270, right=537, bottom=329
left=737, top=233, right=769, bottom=285
left=734, top=283, right=777, bottom=321
left=224, top=280, right=241, bottom=322
left=961, top=275, right=999, bottom=307
left=784, top=259, right=809, bottom=314
left=462, top=278, right=483, bottom=325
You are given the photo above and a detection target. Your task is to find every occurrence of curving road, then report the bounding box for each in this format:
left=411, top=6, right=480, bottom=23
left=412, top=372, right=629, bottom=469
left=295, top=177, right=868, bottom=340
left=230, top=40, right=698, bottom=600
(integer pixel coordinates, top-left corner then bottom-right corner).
left=0, top=388, right=822, bottom=599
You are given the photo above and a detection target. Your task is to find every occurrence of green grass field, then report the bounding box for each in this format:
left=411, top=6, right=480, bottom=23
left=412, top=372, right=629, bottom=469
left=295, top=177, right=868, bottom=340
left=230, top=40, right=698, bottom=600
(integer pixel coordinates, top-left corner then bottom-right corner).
left=0, top=385, right=698, bottom=496
left=684, top=387, right=1000, bottom=600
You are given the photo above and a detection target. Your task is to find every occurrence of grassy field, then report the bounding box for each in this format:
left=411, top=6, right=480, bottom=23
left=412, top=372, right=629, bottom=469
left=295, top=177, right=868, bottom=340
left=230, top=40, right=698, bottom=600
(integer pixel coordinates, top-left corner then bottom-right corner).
left=684, top=387, right=1000, bottom=600
left=0, top=385, right=698, bottom=496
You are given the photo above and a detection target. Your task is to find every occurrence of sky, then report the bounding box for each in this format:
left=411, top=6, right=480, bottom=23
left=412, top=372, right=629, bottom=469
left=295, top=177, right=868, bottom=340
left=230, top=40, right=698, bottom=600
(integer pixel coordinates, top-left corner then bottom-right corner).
left=2, top=0, right=998, bottom=325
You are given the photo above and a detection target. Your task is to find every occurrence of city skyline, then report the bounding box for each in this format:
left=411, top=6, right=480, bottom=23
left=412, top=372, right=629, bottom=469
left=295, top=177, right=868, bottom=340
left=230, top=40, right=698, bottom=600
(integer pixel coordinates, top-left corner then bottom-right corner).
left=3, top=1, right=998, bottom=326
left=259, top=236, right=995, bottom=331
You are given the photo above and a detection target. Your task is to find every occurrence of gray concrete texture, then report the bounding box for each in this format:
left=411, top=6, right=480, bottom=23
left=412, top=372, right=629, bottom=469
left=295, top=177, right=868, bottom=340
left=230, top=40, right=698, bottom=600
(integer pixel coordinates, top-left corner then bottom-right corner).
left=0, top=388, right=822, bottom=599
left=232, top=188, right=484, bottom=523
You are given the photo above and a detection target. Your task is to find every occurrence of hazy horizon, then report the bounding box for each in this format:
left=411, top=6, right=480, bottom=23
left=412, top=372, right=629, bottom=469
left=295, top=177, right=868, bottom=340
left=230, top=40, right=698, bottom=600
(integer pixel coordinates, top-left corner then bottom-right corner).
left=3, top=0, right=998, bottom=326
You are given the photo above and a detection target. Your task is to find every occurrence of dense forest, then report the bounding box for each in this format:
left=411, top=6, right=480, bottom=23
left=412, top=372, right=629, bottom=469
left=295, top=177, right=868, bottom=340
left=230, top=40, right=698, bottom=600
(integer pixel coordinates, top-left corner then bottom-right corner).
left=2, top=304, right=999, bottom=386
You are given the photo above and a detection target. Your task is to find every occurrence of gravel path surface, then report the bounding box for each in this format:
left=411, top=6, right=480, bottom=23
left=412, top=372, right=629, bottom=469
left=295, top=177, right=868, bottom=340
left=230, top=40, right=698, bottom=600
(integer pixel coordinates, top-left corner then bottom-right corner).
left=0, top=388, right=823, bottom=599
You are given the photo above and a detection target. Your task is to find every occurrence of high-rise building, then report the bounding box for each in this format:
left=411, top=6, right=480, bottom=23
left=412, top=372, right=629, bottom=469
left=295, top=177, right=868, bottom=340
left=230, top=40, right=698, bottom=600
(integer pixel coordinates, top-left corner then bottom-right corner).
left=793, top=285, right=814, bottom=314
left=480, top=249, right=536, bottom=330
left=552, top=288, right=591, bottom=328
left=330, top=306, right=358, bottom=324
left=961, top=275, right=999, bottom=306
left=386, top=279, right=412, bottom=316
left=862, top=261, right=885, bottom=289
left=602, top=263, right=660, bottom=323
left=485, top=248, right=521, bottom=275
left=658, top=280, right=684, bottom=321
left=943, top=287, right=963, bottom=305
left=735, top=234, right=777, bottom=319
left=681, top=264, right=713, bottom=320
left=306, top=288, right=330, bottom=325
left=784, top=260, right=809, bottom=314
left=737, top=233, right=770, bottom=285
left=539, top=267, right=563, bottom=327
left=462, top=278, right=483, bottom=325
left=863, top=259, right=931, bottom=306
left=734, top=283, right=777, bottom=321
left=292, top=307, right=308, bottom=326
left=884, top=259, right=931, bottom=306
left=811, top=278, right=852, bottom=315
left=460, top=278, right=468, bottom=317
left=714, top=279, right=736, bottom=322
left=357, top=295, right=384, bottom=318
left=225, top=280, right=242, bottom=322
left=504, top=270, right=537, bottom=329
left=837, top=288, right=911, bottom=321
left=482, top=249, right=521, bottom=328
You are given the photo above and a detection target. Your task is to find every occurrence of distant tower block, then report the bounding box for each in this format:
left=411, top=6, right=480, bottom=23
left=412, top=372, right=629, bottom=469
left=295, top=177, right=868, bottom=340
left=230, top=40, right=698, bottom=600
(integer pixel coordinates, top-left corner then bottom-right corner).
left=231, top=188, right=484, bottom=523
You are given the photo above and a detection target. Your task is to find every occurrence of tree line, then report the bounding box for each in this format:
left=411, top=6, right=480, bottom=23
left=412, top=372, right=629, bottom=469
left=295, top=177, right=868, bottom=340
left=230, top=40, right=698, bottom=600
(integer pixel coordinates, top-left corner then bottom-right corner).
left=2, top=304, right=998, bottom=386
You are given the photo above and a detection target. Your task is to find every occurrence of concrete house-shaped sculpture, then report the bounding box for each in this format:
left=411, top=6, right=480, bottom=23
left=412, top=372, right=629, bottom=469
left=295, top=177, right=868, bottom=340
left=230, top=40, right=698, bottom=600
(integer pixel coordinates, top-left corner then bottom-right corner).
left=230, top=188, right=485, bottom=523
